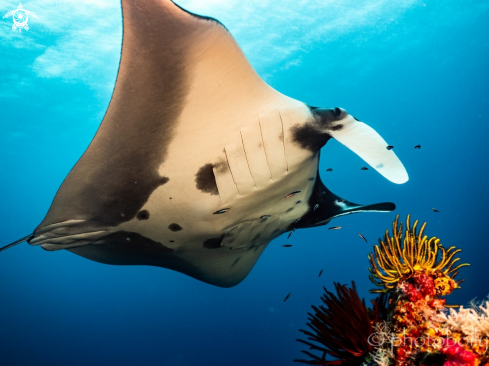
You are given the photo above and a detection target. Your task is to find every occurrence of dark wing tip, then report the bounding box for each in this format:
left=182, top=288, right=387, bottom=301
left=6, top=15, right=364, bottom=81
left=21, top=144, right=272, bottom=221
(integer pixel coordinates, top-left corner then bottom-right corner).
left=171, top=1, right=228, bottom=30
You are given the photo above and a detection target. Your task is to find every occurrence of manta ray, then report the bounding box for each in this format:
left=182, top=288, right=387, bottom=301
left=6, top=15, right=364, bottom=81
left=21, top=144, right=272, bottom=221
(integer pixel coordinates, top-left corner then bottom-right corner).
left=2, top=0, right=408, bottom=287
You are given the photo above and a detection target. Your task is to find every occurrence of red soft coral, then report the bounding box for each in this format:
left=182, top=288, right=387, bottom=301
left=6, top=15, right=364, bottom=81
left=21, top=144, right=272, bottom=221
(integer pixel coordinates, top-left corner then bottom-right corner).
left=442, top=339, right=476, bottom=366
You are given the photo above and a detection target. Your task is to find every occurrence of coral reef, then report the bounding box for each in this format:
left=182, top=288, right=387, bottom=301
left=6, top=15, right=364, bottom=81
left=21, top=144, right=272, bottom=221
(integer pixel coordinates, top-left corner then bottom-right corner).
left=296, top=215, right=488, bottom=366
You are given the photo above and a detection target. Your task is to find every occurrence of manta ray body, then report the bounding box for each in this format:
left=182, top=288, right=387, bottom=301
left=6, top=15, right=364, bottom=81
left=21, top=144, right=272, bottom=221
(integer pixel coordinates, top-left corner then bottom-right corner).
left=6, top=1, right=408, bottom=287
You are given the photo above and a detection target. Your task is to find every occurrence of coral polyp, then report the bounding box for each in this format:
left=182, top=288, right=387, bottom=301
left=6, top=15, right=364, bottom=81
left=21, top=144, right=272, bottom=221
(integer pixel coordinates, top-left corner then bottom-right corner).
left=368, top=215, right=468, bottom=293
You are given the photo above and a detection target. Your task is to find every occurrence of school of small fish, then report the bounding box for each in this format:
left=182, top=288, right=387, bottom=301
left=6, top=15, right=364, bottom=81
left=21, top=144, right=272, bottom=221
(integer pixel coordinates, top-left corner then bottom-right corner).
left=279, top=144, right=440, bottom=303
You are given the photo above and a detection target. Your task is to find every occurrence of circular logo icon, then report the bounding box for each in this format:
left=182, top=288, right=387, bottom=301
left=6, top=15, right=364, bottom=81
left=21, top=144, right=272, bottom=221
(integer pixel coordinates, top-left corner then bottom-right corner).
left=13, top=8, right=28, bottom=28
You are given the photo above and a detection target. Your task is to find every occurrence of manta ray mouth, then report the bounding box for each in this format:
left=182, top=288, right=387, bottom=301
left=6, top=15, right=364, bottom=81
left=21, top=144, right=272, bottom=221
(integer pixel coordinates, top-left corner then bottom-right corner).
left=307, top=202, right=397, bottom=228
left=293, top=172, right=396, bottom=230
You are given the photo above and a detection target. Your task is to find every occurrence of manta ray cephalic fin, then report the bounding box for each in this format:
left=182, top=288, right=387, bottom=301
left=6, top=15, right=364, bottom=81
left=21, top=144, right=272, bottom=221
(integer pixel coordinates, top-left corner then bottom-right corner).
left=329, top=115, right=409, bottom=184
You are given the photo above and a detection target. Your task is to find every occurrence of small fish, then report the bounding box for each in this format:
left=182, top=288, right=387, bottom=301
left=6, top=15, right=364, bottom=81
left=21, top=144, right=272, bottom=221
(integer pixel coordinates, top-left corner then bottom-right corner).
left=284, top=293, right=291, bottom=302
left=328, top=226, right=341, bottom=230
left=287, top=228, right=296, bottom=239
left=213, top=208, right=229, bottom=214
left=296, top=200, right=302, bottom=204
left=326, top=168, right=333, bottom=172
left=386, top=145, right=394, bottom=150
left=358, top=233, right=368, bottom=243
left=432, top=208, right=440, bottom=212
left=282, top=245, right=292, bottom=248
left=415, top=145, right=421, bottom=149
left=260, top=215, right=271, bottom=219
left=361, top=167, right=369, bottom=171
left=313, top=204, right=319, bottom=211
left=285, top=191, right=301, bottom=198
left=318, top=269, right=323, bottom=277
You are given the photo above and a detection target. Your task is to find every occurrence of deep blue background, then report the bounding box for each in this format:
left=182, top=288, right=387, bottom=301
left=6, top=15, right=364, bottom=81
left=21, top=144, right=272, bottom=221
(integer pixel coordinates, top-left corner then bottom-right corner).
left=1, top=0, right=488, bottom=365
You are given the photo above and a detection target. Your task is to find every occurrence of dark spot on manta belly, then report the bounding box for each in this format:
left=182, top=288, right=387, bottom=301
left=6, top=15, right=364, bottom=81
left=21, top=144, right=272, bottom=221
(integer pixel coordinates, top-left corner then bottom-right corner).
left=168, top=223, right=182, bottom=232
left=291, top=123, right=330, bottom=152
left=291, top=107, right=350, bottom=152
left=203, top=235, right=224, bottom=249
left=195, top=163, right=218, bottom=195
left=136, top=210, right=150, bottom=220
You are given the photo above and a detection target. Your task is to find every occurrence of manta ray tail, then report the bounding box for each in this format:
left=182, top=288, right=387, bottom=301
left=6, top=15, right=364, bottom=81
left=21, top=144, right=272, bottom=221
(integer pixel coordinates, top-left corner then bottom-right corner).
left=0, top=234, right=34, bottom=253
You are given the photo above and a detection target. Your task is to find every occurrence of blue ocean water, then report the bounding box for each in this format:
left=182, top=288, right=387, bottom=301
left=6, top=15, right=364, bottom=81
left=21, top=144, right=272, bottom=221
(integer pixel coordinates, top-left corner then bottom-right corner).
left=1, top=0, right=488, bottom=365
